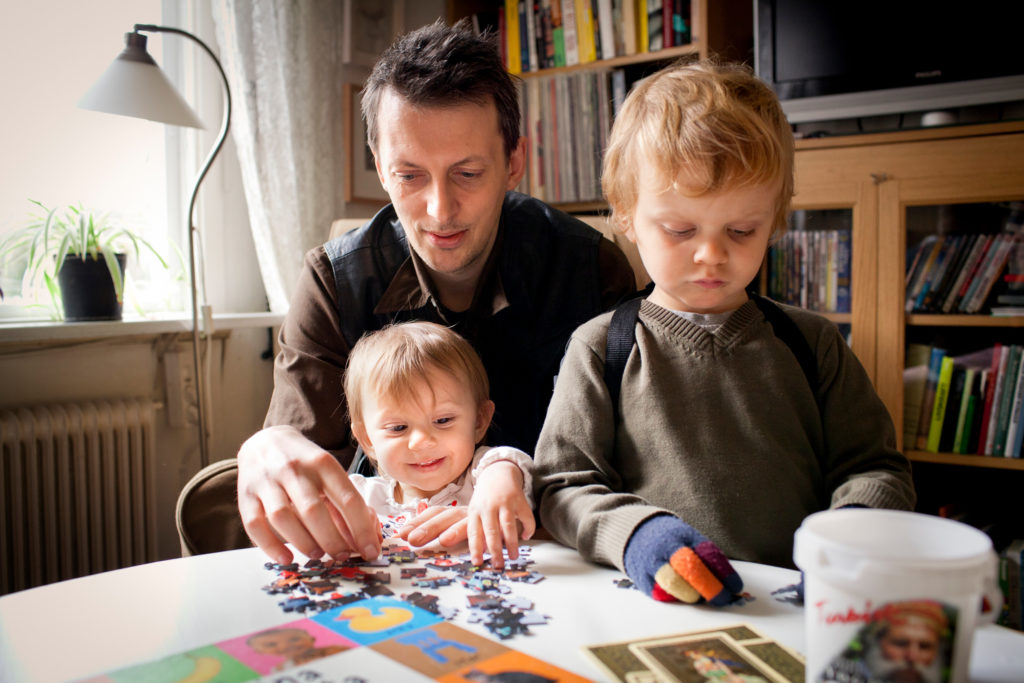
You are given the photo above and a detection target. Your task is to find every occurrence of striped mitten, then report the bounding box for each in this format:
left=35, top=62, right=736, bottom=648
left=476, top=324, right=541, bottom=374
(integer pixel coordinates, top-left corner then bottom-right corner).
left=624, top=514, right=743, bottom=606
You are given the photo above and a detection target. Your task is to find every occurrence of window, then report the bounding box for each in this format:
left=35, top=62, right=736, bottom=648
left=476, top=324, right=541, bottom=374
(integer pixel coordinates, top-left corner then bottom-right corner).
left=0, top=0, right=188, bottom=319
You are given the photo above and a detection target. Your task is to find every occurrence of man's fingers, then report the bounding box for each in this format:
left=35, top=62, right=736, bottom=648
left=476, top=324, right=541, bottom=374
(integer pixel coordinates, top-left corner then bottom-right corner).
left=239, top=494, right=293, bottom=566
left=321, top=467, right=381, bottom=559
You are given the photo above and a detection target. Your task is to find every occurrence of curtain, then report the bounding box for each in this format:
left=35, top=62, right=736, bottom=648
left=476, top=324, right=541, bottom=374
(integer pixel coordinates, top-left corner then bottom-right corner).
left=212, top=0, right=348, bottom=313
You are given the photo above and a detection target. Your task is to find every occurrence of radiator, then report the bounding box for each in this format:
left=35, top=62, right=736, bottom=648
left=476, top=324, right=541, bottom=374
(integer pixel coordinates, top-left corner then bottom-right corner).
left=0, top=399, right=158, bottom=595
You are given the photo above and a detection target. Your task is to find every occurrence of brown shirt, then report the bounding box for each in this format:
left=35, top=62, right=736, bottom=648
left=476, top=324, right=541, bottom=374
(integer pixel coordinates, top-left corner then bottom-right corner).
left=265, top=197, right=636, bottom=466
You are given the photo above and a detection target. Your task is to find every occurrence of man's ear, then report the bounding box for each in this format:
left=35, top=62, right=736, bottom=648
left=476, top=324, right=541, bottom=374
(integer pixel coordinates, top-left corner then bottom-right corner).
left=505, top=136, right=527, bottom=190
left=475, top=400, right=496, bottom=443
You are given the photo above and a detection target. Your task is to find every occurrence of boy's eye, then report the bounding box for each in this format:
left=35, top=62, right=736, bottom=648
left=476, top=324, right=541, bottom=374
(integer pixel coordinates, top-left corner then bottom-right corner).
left=434, top=416, right=455, bottom=426
left=385, top=424, right=407, bottom=434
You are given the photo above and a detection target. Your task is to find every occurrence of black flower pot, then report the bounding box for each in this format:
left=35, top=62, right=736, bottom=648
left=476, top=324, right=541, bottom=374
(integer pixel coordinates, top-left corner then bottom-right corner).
left=57, top=253, right=127, bottom=321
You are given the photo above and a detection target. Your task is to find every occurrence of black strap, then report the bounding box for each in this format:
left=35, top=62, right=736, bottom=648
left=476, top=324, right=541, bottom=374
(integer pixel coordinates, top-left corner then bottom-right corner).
left=603, top=292, right=820, bottom=423
left=604, top=296, right=644, bottom=423
left=749, top=293, right=819, bottom=394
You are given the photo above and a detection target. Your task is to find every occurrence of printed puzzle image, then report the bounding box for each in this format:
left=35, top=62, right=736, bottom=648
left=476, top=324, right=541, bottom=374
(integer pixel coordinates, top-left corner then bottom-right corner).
left=77, top=541, right=583, bottom=683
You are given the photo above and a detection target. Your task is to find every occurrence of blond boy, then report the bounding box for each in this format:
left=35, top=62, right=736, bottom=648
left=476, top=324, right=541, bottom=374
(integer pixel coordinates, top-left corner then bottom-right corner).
left=532, top=62, right=915, bottom=605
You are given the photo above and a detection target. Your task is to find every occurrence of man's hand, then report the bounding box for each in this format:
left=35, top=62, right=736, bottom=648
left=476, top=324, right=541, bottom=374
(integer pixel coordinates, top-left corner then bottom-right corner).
left=237, top=425, right=382, bottom=565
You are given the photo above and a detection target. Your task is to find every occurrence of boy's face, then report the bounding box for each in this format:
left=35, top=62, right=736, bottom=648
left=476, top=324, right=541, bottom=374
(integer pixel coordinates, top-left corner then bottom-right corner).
left=353, top=368, right=494, bottom=503
left=626, top=167, right=777, bottom=314
left=374, top=89, right=526, bottom=293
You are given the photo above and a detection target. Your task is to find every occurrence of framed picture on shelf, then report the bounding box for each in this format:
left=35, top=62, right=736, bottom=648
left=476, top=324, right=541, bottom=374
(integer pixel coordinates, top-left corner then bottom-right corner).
left=342, top=0, right=405, bottom=67
left=343, top=83, right=388, bottom=204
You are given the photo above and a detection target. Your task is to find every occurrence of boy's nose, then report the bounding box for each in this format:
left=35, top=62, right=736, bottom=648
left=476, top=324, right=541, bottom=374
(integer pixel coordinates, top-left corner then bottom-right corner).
left=694, top=237, right=727, bottom=264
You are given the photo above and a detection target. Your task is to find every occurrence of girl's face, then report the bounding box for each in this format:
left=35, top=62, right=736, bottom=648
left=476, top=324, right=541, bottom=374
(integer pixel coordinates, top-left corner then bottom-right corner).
left=353, top=367, right=493, bottom=502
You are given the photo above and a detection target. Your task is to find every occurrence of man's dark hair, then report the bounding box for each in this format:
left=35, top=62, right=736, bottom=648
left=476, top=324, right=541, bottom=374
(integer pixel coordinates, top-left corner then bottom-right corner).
left=361, top=19, right=521, bottom=160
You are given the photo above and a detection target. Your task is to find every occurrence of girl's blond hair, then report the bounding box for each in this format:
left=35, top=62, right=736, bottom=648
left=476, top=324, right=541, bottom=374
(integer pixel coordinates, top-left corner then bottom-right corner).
left=602, top=60, right=794, bottom=240
left=344, top=321, right=489, bottom=434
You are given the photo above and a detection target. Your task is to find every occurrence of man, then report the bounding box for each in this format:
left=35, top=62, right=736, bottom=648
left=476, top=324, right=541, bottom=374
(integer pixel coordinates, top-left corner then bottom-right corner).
left=820, top=601, right=950, bottom=683
left=230, top=20, right=635, bottom=566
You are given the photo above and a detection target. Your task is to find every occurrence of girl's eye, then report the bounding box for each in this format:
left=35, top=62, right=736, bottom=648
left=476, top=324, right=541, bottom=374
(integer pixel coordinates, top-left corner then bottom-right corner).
left=385, top=424, right=407, bottom=434
left=435, top=416, right=454, bottom=426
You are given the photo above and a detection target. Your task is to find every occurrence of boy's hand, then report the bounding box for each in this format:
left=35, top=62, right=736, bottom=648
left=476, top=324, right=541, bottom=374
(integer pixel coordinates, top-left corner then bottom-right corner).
left=624, top=514, right=742, bottom=606
left=465, top=461, right=535, bottom=568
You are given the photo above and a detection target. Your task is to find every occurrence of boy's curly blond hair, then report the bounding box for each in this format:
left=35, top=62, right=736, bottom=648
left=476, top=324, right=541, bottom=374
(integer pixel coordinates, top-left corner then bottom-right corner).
left=602, top=60, right=794, bottom=241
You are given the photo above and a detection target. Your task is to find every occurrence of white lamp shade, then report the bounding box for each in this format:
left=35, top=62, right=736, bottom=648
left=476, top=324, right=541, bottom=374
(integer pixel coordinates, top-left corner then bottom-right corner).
left=78, top=55, right=203, bottom=129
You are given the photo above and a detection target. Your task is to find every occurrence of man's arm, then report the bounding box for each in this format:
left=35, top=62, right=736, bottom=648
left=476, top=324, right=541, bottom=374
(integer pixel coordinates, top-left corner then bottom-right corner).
left=238, top=247, right=381, bottom=564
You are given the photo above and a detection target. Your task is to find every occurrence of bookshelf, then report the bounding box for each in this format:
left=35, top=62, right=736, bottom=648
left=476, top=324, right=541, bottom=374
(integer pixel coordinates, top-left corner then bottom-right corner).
left=791, top=121, right=1024, bottom=538
left=447, top=0, right=753, bottom=212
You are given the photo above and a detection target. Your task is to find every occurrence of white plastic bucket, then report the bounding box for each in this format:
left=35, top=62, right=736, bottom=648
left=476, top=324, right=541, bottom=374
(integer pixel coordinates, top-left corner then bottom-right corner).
left=794, top=509, right=999, bottom=683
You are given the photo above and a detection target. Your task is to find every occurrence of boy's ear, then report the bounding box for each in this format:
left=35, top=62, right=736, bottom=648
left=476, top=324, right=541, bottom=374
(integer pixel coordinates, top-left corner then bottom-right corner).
left=475, top=400, right=496, bottom=443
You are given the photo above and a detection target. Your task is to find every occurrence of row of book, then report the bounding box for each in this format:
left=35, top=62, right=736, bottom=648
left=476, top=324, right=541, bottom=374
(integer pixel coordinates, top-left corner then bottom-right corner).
left=904, top=232, right=1020, bottom=314
left=499, top=0, right=693, bottom=74
left=518, top=69, right=619, bottom=204
left=904, top=343, right=1024, bottom=457
left=766, top=229, right=852, bottom=314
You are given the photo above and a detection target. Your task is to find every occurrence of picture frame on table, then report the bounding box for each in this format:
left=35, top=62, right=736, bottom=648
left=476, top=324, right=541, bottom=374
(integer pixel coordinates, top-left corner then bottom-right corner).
left=343, top=83, right=388, bottom=204
left=342, top=0, right=405, bottom=67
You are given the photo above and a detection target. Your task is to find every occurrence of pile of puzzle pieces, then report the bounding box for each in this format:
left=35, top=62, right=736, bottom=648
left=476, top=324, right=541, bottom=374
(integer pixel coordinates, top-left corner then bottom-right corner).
left=261, top=541, right=549, bottom=640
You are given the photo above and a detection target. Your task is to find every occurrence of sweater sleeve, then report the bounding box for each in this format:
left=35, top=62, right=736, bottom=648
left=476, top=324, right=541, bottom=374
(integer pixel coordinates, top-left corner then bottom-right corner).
left=532, top=319, right=670, bottom=573
left=796, top=311, right=916, bottom=511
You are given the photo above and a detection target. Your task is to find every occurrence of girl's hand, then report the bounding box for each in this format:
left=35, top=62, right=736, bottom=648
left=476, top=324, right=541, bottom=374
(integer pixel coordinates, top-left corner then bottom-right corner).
left=465, top=461, right=535, bottom=568
left=396, top=505, right=468, bottom=547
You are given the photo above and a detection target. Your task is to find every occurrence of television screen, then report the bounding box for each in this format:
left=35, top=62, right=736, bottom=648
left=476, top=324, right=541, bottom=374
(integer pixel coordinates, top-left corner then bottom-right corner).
left=756, top=1, right=1024, bottom=124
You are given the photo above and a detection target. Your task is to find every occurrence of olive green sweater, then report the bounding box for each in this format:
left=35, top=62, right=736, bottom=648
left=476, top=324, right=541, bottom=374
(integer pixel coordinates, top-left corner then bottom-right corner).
left=533, top=298, right=915, bottom=569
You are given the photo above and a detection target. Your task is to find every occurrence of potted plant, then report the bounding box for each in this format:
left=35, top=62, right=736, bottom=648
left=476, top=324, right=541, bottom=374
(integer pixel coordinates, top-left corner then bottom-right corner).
left=0, top=200, right=168, bottom=321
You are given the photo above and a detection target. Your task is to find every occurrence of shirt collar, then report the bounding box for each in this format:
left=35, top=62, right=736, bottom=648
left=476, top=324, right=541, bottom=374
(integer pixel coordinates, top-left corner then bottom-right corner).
left=373, top=217, right=510, bottom=318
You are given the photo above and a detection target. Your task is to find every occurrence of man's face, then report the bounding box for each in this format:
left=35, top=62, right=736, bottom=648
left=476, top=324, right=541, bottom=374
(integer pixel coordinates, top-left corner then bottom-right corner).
left=866, top=617, right=944, bottom=683
left=373, top=89, right=525, bottom=287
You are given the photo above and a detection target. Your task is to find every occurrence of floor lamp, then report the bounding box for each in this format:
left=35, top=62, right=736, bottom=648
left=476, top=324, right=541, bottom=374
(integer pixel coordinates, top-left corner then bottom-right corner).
left=78, top=25, right=233, bottom=468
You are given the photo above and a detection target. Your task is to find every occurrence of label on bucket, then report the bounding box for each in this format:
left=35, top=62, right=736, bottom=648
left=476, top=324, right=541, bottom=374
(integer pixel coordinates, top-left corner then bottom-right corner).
left=811, top=598, right=956, bottom=683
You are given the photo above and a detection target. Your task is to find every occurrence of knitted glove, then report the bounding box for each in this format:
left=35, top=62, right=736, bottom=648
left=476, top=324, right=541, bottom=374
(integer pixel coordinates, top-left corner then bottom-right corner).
left=624, top=514, right=743, bottom=606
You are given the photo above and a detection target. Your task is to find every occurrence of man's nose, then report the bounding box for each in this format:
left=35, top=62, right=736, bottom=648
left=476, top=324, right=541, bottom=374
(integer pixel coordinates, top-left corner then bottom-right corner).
left=426, top=180, right=457, bottom=225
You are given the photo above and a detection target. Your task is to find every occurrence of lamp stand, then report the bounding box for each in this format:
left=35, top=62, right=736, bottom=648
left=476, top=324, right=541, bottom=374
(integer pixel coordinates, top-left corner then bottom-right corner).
left=134, top=24, right=232, bottom=469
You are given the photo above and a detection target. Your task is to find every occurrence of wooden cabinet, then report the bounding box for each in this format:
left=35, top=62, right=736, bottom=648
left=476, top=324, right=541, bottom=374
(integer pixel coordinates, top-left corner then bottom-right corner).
left=793, top=121, right=1024, bottom=536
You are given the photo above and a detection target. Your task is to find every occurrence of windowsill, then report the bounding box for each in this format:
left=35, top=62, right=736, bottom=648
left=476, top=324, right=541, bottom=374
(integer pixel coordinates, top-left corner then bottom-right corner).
left=0, top=311, right=287, bottom=344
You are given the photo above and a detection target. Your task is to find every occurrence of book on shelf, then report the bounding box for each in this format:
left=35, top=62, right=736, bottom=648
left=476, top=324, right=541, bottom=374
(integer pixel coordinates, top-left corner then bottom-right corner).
left=943, top=234, right=993, bottom=313
left=1003, top=351, right=1024, bottom=458
left=646, top=0, right=662, bottom=51
left=903, top=343, right=933, bottom=445
left=561, top=0, right=580, bottom=65
left=906, top=235, right=943, bottom=313
left=967, top=234, right=1018, bottom=313
left=524, top=0, right=539, bottom=72
left=635, top=0, right=648, bottom=53
left=999, top=539, right=1024, bottom=630
left=949, top=367, right=975, bottom=454
left=938, top=364, right=967, bottom=453
left=596, top=0, right=615, bottom=59
left=926, top=355, right=955, bottom=453
left=548, top=0, right=567, bottom=67
left=504, top=2, right=522, bottom=73
left=991, top=344, right=1021, bottom=456
left=976, top=342, right=1004, bottom=455
left=575, top=0, right=598, bottom=63
left=915, top=346, right=947, bottom=450
left=621, top=0, right=637, bottom=54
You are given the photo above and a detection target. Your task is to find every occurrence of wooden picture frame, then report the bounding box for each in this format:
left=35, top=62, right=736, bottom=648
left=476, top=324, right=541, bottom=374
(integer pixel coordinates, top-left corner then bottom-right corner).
left=342, top=0, right=405, bottom=67
left=343, top=83, right=388, bottom=204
